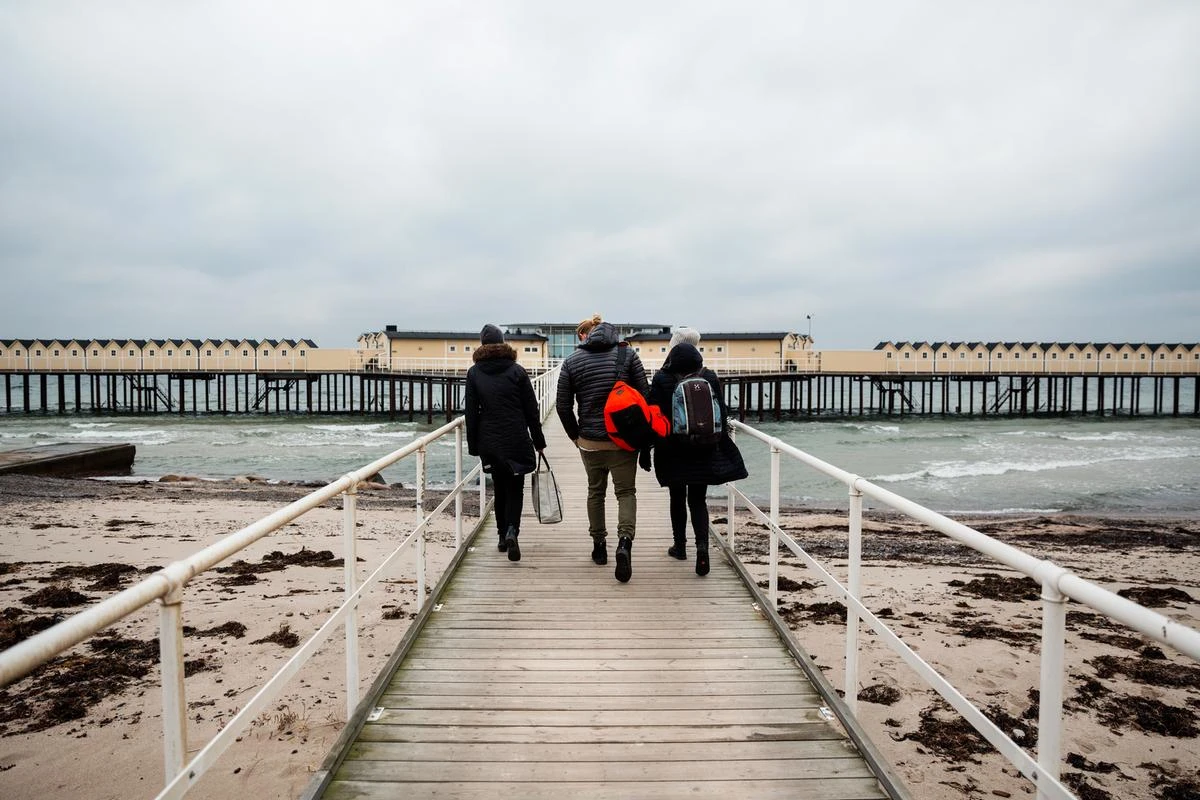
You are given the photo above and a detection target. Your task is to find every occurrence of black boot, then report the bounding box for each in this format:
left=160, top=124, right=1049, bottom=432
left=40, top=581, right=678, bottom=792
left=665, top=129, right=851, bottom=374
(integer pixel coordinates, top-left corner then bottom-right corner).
left=498, top=531, right=508, bottom=552
left=615, top=537, right=632, bottom=583
left=667, top=540, right=686, bottom=560
left=695, top=548, right=709, bottom=577
left=591, top=537, right=607, bottom=565
left=505, top=526, right=520, bottom=562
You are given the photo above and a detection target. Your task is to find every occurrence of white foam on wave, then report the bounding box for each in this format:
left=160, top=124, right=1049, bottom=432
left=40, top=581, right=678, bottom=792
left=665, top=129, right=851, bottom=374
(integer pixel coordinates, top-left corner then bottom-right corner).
left=871, top=447, right=1199, bottom=483
left=306, top=423, right=389, bottom=433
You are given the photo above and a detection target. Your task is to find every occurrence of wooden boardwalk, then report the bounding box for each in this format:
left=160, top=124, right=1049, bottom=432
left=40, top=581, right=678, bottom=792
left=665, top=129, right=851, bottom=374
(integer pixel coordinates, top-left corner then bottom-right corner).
left=306, top=417, right=899, bottom=799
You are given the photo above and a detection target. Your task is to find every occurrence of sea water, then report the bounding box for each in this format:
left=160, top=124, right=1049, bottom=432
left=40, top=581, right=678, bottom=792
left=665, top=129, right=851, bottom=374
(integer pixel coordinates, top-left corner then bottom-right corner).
left=1, top=413, right=1198, bottom=517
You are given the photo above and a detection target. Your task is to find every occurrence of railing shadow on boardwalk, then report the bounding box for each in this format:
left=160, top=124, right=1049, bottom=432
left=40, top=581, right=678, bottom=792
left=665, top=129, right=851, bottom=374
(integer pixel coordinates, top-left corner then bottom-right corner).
left=2, top=363, right=1198, bottom=799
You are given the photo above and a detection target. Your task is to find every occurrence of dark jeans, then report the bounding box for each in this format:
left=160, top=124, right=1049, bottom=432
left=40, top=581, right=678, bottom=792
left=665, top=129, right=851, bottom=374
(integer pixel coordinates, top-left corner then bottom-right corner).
left=669, top=483, right=709, bottom=549
left=492, top=469, right=526, bottom=536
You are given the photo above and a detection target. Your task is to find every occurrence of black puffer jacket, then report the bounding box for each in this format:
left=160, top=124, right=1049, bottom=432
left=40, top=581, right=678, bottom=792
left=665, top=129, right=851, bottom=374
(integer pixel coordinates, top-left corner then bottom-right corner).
left=556, top=322, right=650, bottom=442
left=464, top=343, right=547, bottom=475
left=648, top=343, right=748, bottom=487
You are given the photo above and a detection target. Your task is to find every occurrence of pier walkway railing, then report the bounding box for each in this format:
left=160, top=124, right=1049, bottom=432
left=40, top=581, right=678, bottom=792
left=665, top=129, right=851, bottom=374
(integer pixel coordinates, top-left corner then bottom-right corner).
left=725, top=420, right=1200, bottom=800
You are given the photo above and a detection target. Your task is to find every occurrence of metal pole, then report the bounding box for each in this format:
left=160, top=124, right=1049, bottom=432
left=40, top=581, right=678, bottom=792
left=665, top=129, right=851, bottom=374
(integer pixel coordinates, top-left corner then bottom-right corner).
left=1036, top=564, right=1068, bottom=800
left=342, top=487, right=359, bottom=720
left=727, top=431, right=737, bottom=551
left=845, top=487, right=863, bottom=715
left=157, top=587, right=187, bottom=785
left=768, top=445, right=780, bottom=608
left=454, top=428, right=464, bottom=548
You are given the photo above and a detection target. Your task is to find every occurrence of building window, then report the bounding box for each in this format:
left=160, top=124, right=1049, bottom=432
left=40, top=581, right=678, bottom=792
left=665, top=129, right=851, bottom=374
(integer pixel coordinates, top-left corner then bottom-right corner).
left=1105, top=353, right=1112, bottom=359
left=904, top=352, right=910, bottom=359
left=1141, top=353, right=1146, bottom=359
left=243, top=350, right=249, bottom=357
left=185, top=350, right=191, bottom=356
left=661, top=347, right=667, bottom=353
left=959, top=352, right=965, bottom=358
left=1052, top=353, right=1058, bottom=359
left=148, top=350, right=155, bottom=356
left=72, top=350, right=78, bottom=357
left=1159, top=353, right=1165, bottom=359
left=299, top=350, right=305, bottom=356
left=224, top=350, right=231, bottom=356
left=464, top=346, right=471, bottom=352
left=887, top=352, right=893, bottom=359
left=206, top=350, right=213, bottom=357
left=921, top=352, right=928, bottom=359
left=110, top=350, right=116, bottom=357
left=941, top=352, right=948, bottom=358
left=281, top=350, right=287, bottom=357
left=93, top=350, right=98, bottom=356
left=129, top=349, right=135, bottom=357
left=53, top=349, right=60, bottom=356
left=1069, top=353, right=1075, bottom=359
left=263, top=350, right=270, bottom=357
left=35, top=349, right=42, bottom=356
left=448, top=346, right=457, bottom=353
left=1086, top=353, right=1093, bottom=359
left=1014, top=353, right=1021, bottom=359
left=1123, top=353, right=1128, bottom=360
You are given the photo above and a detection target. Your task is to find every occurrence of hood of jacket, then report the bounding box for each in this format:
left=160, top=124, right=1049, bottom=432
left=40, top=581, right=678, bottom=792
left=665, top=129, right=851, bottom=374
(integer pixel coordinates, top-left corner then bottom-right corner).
left=579, top=321, right=619, bottom=351
left=473, top=342, right=518, bottom=373
left=664, top=342, right=703, bottom=374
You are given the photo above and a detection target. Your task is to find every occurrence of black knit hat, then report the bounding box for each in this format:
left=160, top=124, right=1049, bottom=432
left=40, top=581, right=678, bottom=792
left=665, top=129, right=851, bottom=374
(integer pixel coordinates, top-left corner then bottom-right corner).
left=480, top=324, right=504, bottom=345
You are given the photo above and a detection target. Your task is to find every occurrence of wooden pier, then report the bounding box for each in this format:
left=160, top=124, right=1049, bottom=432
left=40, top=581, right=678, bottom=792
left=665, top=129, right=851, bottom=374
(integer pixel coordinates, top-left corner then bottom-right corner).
left=2, top=369, right=1198, bottom=418
left=302, top=417, right=904, bottom=800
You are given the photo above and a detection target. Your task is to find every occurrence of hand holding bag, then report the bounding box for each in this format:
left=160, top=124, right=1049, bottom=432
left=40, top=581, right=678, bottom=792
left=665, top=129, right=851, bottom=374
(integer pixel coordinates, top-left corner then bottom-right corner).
left=531, top=452, right=563, bottom=524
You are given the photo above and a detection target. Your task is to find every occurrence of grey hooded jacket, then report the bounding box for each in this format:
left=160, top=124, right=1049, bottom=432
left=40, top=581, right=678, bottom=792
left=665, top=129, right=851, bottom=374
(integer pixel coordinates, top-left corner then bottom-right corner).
left=555, top=322, right=650, bottom=442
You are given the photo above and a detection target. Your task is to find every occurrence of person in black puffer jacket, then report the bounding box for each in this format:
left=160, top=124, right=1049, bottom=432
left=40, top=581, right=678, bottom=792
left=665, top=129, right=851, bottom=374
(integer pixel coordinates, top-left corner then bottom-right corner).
left=647, top=336, right=748, bottom=577
left=555, top=314, right=650, bottom=583
left=465, top=324, right=547, bottom=562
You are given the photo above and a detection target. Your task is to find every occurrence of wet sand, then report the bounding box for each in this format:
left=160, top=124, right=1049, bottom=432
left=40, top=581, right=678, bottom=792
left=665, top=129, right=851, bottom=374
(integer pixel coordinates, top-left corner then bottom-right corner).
left=0, top=475, right=1197, bottom=799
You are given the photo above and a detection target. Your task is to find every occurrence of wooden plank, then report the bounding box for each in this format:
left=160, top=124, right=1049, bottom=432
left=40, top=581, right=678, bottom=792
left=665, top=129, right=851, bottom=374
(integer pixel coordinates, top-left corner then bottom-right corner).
left=355, top=722, right=849, bottom=744
left=378, top=693, right=821, bottom=711
left=323, top=777, right=887, bottom=800
left=347, top=739, right=863, bottom=761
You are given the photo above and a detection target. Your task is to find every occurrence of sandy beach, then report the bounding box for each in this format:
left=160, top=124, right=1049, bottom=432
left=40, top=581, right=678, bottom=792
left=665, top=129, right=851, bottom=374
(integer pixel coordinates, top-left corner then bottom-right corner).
left=0, top=475, right=1197, bottom=800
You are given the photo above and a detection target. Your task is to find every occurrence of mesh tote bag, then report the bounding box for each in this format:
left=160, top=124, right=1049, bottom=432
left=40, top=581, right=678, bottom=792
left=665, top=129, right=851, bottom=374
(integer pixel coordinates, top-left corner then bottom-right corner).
left=531, top=452, right=563, bottom=524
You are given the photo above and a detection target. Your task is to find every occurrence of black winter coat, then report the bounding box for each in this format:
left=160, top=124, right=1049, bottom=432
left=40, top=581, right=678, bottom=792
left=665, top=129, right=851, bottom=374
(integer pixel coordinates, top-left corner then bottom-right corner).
left=648, top=343, right=748, bottom=487
left=464, top=343, right=547, bottom=475
left=555, top=322, right=650, bottom=442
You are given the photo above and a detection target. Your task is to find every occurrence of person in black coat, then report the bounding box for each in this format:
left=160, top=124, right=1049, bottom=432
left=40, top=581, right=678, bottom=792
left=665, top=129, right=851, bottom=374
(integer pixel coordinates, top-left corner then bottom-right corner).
left=464, top=324, right=547, bottom=562
left=647, top=340, right=747, bottom=576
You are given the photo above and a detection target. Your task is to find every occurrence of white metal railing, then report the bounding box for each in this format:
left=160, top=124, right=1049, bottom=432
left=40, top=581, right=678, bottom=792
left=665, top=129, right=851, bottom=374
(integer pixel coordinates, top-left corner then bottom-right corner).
left=0, top=417, right=489, bottom=798
left=723, top=420, right=1200, bottom=800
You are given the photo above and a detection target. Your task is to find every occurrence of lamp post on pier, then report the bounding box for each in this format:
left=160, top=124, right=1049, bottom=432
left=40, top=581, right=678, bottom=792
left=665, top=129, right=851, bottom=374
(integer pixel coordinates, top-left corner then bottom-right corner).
left=806, top=314, right=812, bottom=340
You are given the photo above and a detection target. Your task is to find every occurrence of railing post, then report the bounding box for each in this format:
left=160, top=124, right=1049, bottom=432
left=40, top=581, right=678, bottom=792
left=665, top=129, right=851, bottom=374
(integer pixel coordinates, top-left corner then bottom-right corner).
left=342, top=486, right=359, bottom=720
left=769, top=444, right=780, bottom=608
left=416, top=531, right=427, bottom=613
left=157, top=586, right=187, bottom=785
left=416, top=445, right=426, bottom=530
left=845, top=486, right=864, bottom=715
left=1036, top=564, right=1068, bottom=800
left=454, top=427, right=464, bottom=548
left=727, top=428, right=737, bottom=551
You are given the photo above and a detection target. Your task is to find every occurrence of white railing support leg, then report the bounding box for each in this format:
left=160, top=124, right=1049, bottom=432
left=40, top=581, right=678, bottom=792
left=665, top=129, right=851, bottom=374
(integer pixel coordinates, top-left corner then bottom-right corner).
left=769, top=445, right=780, bottom=608
left=1036, top=566, right=1068, bottom=800
left=727, top=428, right=737, bottom=551
left=416, top=532, right=427, bottom=613
left=479, top=460, right=486, bottom=516
left=342, top=487, right=359, bottom=720
left=416, top=446, right=426, bottom=531
left=454, top=428, right=464, bottom=548
left=158, top=586, right=187, bottom=785
left=845, top=487, right=864, bottom=715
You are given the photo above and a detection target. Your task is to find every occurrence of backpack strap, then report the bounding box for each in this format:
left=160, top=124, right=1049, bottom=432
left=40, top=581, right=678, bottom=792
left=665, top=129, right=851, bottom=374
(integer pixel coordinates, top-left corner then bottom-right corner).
left=612, top=343, right=629, bottom=387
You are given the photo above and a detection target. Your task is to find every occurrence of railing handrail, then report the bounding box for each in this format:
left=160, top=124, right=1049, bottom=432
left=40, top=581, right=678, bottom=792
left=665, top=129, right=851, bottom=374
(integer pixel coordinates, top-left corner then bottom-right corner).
left=726, top=418, right=1200, bottom=800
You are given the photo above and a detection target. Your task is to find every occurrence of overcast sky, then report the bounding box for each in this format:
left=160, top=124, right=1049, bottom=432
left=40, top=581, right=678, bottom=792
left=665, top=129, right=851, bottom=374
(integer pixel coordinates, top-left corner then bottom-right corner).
left=2, top=2, right=1198, bottom=350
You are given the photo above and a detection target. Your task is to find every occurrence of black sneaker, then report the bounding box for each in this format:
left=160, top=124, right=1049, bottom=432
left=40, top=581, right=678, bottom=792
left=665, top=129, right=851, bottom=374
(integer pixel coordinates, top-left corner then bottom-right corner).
left=506, top=528, right=521, bottom=562
left=615, top=537, right=632, bottom=583
left=498, top=533, right=508, bottom=552
left=695, top=548, right=710, bottom=577
left=591, top=539, right=607, bottom=565
left=667, top=543, right=686, bottom=560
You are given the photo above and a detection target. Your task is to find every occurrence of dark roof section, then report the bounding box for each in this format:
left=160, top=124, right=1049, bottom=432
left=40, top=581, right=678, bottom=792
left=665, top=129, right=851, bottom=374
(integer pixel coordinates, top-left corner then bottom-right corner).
left=875, top=341, right=1199, bottom=351
left=381, top=329, right=547, bottom=342
left=627, top=331, right=794, bottom=342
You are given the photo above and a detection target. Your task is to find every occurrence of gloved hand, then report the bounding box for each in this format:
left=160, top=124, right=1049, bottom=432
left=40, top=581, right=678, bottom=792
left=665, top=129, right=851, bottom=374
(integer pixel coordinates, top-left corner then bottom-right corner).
left=638, top=448, right=652, bottom=472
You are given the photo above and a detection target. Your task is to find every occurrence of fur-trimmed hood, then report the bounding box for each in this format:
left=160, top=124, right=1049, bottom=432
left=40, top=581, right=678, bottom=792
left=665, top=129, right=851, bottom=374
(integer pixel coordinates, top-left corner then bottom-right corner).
left=473, top=342, right=518, bottom=365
